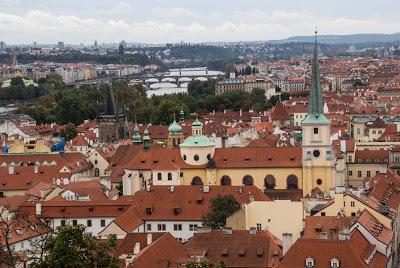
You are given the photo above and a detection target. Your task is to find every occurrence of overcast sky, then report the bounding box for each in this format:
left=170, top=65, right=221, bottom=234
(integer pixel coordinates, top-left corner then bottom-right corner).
left=1, top=0, right=400, bottom=44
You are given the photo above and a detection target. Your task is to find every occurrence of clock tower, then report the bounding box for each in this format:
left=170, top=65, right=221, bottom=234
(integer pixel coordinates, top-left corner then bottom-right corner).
left=302, top=31, right=336, bottom=196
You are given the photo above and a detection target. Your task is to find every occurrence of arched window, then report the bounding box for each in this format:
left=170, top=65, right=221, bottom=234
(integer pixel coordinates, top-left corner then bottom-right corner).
left=264, top=175, right=276, bottom=189
left=157, top=173, right=162, bottom=181
left=287, top=175, right=298, bottom=189
left=220, top=175, right=231, bottom=186
left=372, top=130, right=376, bottom=134
left=191, top=176, right=203, bottom=185
left=94, top=168, right=100, bottom=177
left=378, top=130, right=382, bottom=134
left=242, top=175, right=254, bottom=186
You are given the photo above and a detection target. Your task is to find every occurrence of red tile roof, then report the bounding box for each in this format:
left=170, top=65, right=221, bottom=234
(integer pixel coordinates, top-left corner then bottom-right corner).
left=355, top=209, right=393, bottom=246
left=279, top=230, right=387, bottom=268
left=127, top=233, right=188, bottom=268
left=303, top=216, right=352, bottom=240
left=111, top=186, right=269, bottom=230
left=185, top=229, right=282, bottom=268
left=270, top=103, right=290, bottom=121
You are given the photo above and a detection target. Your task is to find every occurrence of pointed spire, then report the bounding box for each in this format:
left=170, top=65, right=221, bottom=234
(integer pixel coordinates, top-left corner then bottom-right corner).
left=303, top=29, right=329, bottom=124
left=143, top=127, right=150, bottom=151
left=133, top=118, right=141, bottom=144
left=105, top=86, right=117, bottom=116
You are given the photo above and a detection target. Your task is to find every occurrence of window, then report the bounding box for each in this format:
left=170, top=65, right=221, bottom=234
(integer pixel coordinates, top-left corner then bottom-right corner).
left=358, top=171, right=362, bottom=178
left=191, top=176, right=203, bottom=185
left=183, top=155, right=187, bottom=161
left=168, top=173, right=172, bottom=181
left=72, top=220, right=77, bottom=226
left=348, top=171, right=352, bottom=176
left=356, top=128, right=360, bottom=135
left=174, top=224, right=182, bottom=231
left=350, top=201, right=355, bottom=207
left=94, top=168, right=100, bottom=177
left=61, top=220, right=66, bottom=226
left=87, top=220, right=92, bottom=227
left=367, top=171, right=371, bottom=177
left=305, top=257, right=315, bottom=267
left=158, top=224, right=166, bottom=231
left=376, top=171, right=380, bottom=175
left=194, top=155, right=199, bottom=161
left=313, top=128, right=318, bottom=134
left=287, top=175, right=298, bottom=189
left=243, top=175, right=254, bottom=186
left=100, top=219, right=106, bottom=227
left=220, top=175, right=231, bottom=186
left=313, top=150, right=320, bottom=158
left=264, top=175, right=276, bottom=189
left=147, top=224, right=152, bottom=231
left=189, top=224, right=198, bottom=231
left=316, top=179, right=322, bottom=185
left=321, top=212, right=326, bottom=216
left=157, top=173, right=162, bottom=181
left=330, top=258, right=340, bottom=268
left=351, top=212, right=356, bottom=217
left=348, top=156, right=352, bottom=162
left=207, top=154, right=211, bottom=160
left=256, top=223, right=262, bottom=231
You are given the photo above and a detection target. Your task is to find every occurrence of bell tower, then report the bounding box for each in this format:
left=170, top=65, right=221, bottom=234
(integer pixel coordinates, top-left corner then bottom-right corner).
left=302, top=30, right=336, bottom=196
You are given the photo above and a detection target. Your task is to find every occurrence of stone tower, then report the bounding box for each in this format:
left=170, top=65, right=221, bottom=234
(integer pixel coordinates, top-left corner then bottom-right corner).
left=98, top=86, right=126, bottom=143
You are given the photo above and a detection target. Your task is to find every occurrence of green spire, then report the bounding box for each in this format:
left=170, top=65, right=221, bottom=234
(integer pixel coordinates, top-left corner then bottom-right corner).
left=132, top=119, right=141, bottom=144
left=143, top=127, right=150, bottom=151
left=303, top=29, right=330, bottom=124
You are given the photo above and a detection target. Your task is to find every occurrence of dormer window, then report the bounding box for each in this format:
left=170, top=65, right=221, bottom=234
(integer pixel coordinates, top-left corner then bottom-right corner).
left=305, top=257, right=315, bottom=267
left=146, top=207, right=153, bottom=215
left=330, top=258, right=340, bottom=268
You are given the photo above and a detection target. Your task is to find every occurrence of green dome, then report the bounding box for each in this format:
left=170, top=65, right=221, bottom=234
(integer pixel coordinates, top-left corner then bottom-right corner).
left=192, top=118, right=202, bottom=128
left=180, top=135, right=214, bottom=148
left=168, top=120, right=182, bottom=134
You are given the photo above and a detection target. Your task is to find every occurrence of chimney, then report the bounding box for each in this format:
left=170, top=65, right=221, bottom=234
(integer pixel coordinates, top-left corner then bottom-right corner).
left=282, top=233, right=293, bottom=256
left=169, top=185, right=175, bottom=193
left=35, top=203, right=42, bottom=215
left=133, top=242, right=140, bottom=255
left=146, top=233, right=152, bottom=245
left=34, top=165, right=39, bottom=174
left=239, top=109, right=243, bottom=117
left=8, top=164, right=14, bottom=175
left=76, top=160, right=80, bottom=167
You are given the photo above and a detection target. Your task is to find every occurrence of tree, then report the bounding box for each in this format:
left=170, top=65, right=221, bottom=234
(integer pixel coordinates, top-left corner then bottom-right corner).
left=31, top=225, right=119, bottom=268
left=186, top=258, right=226, bottom=268
left=0, top=205, right=53, bottom=268
left=61, top=123, right=78, bottom=141
left=202, top=195, right=240, bottom=228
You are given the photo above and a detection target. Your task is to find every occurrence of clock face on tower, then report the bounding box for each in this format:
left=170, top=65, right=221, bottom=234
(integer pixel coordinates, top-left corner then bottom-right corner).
left=313, top=150, right=320, bottom=158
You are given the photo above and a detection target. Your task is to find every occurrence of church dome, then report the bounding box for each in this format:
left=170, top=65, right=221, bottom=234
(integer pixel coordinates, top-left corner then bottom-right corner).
left=192, top=118, right=202, bottom=128
left=168, top=120, right=182, bottom=134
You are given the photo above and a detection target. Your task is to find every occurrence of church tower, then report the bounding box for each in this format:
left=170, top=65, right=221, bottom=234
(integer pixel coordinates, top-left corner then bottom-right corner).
left=301, top=31, right=336, bottom=196
left=98, top=86, right=126, bottom=143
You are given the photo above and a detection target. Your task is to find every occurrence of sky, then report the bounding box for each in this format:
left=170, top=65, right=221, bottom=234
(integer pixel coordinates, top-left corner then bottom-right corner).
left=1, top=0, right=400, bottom=44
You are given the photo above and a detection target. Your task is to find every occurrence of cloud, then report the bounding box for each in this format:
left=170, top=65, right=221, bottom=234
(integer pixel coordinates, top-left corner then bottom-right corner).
left=152, top=7, right=199, bottom=21
left=0, top=8, right=399, bottom=44
left=95, top=1, right=135, bottom=21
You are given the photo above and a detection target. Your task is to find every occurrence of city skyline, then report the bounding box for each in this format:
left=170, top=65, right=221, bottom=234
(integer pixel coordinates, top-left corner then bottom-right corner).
left=1, top=0, right=400, bottom=44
